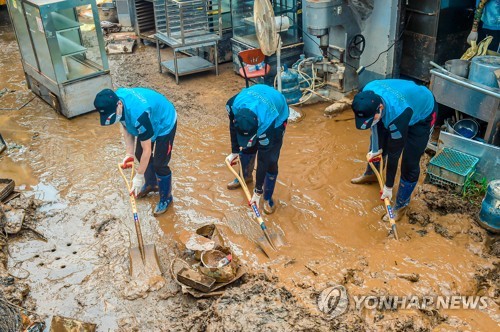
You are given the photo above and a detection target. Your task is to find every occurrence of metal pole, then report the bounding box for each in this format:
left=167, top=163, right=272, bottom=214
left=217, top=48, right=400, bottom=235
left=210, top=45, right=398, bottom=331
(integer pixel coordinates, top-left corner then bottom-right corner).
left=277, top=38, right=282, bottom=92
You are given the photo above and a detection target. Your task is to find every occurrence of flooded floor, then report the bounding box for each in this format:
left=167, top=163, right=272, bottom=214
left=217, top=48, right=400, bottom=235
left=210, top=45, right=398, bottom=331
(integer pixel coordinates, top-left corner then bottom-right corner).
left=0, top=7, right=498, bottom=331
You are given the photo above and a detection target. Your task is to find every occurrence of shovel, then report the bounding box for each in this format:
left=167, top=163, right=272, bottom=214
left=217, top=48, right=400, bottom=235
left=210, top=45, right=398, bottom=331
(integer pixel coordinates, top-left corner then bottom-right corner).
left=367, top=126, right=399, bottom=240
left=225, top=159, right=282, bottom=254
left=118, top=163, right=162, bottom=278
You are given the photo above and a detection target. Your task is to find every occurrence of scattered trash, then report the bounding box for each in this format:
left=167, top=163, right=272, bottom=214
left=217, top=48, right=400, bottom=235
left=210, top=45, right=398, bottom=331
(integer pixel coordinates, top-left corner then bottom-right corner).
left=0, top=133, right=6, bottom=155
left=171, top=225, right=246, bottom=297
left=397, top=273, right=420, bottom=283
left=200, top=248, right=237, bottom=283
left=101, top=21, right=122, bottom=34
left=4, top=209, right=25, bottom=234
left=0, top=89, right=35, bottom=111
left=49, top=316, right=96, bottom=332
left=105, top=32, right=136, bottom=54
left=0, top=178, right=15, bottom=201
left=304, top=264, right=319, bottom=276
left=176, top=267, right=216, bottom=293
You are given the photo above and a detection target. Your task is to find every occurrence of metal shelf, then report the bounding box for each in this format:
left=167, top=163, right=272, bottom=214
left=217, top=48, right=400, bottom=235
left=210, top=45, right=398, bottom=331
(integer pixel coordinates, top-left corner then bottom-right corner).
left=57, top=34, right=87, bottom=57
left=51, top=12, right=81, bottom=32
left=160, top=56, right=215, bottom=76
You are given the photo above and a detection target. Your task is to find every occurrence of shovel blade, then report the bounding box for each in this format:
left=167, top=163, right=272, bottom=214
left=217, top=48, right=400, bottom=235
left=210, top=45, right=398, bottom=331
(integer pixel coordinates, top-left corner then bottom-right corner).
left=256, top=227, right=286, bottom=258
left=129, top=244, right=162, bottom=278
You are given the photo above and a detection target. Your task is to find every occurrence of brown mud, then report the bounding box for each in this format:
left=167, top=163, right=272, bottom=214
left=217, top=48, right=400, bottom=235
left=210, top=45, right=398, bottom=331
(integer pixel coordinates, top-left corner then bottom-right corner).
left=0, top=8, right=499, bottom=331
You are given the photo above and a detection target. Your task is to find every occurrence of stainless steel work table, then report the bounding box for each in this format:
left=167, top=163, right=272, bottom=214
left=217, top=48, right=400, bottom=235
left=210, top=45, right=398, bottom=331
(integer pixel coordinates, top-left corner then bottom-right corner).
left=429, top=69, right=500, bottom=144
left=155, top=32, right=219, bottom=84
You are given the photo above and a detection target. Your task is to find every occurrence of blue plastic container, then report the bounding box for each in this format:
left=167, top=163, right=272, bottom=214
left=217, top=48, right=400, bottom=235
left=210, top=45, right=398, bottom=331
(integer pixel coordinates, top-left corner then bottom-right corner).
left=281, top=64, right=301, bottom=105
left=479, top=180, right=500, bottom=234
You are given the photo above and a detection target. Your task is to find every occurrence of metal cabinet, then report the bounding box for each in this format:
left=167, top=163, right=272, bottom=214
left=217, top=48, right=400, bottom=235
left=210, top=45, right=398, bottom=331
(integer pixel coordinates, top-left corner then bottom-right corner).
left=6, top=0, right=112, bottom=118
left=400, top=0, right=475, bottom=82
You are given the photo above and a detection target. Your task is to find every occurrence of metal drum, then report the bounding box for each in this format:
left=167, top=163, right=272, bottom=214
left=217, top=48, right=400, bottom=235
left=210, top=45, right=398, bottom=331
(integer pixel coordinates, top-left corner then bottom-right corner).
left=479, top=180, right=500, bottom=233
left=468, top=56, right=500, bottom=88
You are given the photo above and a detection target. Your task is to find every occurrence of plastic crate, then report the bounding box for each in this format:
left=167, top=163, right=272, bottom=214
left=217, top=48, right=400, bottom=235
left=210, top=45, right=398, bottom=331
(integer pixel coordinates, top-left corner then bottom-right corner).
left=427, top=148, right=479, bottom=191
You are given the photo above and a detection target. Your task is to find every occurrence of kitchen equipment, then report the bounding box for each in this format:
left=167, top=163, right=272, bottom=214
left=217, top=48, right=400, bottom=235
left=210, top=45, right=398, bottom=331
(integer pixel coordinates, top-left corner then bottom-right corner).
left=468, top=56, right=500, bottom=88
left=453, top=118, right=479, bottom=139
left=445, top=59, right=470, bottom=78
left=155, top=0, right=222, bottom=84
left=5, top=0, right=112, bottom=118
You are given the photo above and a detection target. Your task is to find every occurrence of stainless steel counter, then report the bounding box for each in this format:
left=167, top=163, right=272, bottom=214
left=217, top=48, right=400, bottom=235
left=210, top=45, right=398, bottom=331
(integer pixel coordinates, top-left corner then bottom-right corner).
left=430, top=69, right=500, bottom=144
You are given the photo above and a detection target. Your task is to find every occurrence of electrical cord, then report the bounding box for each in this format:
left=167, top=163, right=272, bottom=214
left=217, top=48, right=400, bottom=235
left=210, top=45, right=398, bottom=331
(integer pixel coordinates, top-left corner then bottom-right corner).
left=363, top=13, right=410, bottom=69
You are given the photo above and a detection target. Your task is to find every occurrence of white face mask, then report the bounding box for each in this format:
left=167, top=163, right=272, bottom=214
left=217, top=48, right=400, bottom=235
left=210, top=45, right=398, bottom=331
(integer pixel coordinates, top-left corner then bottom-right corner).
left=114, top=112, right=122, bottom=123
left=371, top=117, right=380, bottom=127
left=104, top=112, right=121, bottom=125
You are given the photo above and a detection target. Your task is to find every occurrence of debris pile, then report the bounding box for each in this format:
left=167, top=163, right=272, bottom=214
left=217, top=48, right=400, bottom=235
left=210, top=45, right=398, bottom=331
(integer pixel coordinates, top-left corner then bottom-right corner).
left=173, top=224, right=246, bottom=298
left=0, top=190, right=45, bottom=331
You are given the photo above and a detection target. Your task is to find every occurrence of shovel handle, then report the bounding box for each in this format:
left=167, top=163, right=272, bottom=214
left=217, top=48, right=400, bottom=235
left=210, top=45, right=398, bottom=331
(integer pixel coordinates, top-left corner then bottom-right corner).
left=368, top=160, right=399, bottom=240
left=225, top=159, right=269, bottom=231
left=118, top=163, right=147, bottom=261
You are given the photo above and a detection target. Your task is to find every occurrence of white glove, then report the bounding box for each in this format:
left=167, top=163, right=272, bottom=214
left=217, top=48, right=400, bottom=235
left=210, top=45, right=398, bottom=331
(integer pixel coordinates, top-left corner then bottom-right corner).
left=130, top=173, right=145, bottom=197
left=249, top=190, right=262, bottom=209
left=367, top=149, right=383, bottom=162
left=121, top=154, right=134, bottom=169
left=380, top=185, right=393, bottom=201
left=467, top=30, right=478, bottom=45
left=226, top=153, right=239, bottom=166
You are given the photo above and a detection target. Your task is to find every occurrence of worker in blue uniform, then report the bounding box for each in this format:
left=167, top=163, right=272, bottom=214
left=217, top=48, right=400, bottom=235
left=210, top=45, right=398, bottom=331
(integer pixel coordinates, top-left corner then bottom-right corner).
left=94, top=88, right=177, bottom=216
left=351, top=79, right=437, bottom=220
left=225, top=84, right=289, bottom=215
left=467, top=0, right=500, bottom=52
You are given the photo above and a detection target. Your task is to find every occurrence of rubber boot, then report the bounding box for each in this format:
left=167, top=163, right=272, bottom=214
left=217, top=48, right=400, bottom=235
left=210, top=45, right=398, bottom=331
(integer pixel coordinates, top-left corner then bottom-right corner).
left=227, top=153, right=256, bottom=190
left=351, top=162, right=379, bottom=184
left=154, top=173, right=172, bottom=216
left=383, top=179, right=417, bottom=222
left=263, top=172, right=278, bottom=214
left=137, top=163, right=159, bottom=198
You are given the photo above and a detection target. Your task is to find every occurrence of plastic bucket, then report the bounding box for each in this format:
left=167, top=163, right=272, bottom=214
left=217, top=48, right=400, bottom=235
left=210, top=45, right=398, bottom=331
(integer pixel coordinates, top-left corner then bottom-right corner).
left=479, top=180, right=500, bottom=234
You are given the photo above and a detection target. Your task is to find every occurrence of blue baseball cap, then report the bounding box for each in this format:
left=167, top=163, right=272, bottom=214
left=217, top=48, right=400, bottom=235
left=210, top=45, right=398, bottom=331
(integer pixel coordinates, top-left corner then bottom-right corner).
left=352, top=90, right=382, bottom=130
left=234, top=108, right=258, bottom=148
left=94, top=89, right=119, bottom=126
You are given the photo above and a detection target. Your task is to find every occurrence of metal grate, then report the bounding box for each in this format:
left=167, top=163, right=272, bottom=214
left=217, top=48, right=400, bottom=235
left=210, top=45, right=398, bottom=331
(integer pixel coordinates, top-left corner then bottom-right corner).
left=427, top=148, right=479, bottom=189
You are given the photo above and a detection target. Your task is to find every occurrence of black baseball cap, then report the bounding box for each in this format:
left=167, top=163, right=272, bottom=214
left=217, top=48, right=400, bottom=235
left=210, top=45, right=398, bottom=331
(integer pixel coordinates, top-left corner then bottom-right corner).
left=94, top=89, right=119, bottom=126
left=352, top=90, right=383, bottom=130
left=234, top=108, right=258, bottom=148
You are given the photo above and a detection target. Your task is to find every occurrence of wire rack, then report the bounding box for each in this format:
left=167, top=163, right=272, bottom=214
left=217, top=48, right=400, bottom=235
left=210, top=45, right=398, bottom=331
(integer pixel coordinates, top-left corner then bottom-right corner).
left=162, top=0, right=222, bottom=47
left=427, top=148, right=479, bottom=190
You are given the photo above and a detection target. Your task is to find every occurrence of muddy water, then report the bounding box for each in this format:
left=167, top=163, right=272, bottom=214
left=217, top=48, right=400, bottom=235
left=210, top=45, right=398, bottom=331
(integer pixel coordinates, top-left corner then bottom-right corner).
left=0, top=8, right=498, bottom=331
